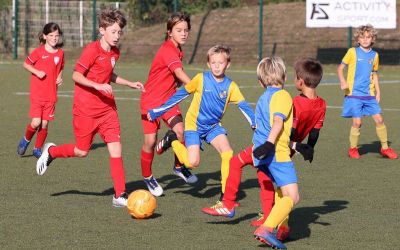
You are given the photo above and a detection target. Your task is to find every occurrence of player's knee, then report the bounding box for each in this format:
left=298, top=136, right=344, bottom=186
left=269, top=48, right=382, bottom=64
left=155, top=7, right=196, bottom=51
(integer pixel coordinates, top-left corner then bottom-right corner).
left=375, top=118, right=384, bottom=125
left=75, top=149, right=88, bottom=157
left=292, top=194, right=300, bottom=205
left=352, top=121, right=362, bottom=128
left=189, top=158, right=199, bottom=168
left=31, top=120, right=41, bottom=128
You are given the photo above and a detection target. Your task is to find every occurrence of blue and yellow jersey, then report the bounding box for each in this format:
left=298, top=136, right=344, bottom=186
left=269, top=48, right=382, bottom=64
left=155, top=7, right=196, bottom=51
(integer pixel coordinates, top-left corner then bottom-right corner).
left=252, top=87, right=293, bottom=165
left=149, top=71, right=255, bottom=132
left=341, top=47, right=379, bottom=96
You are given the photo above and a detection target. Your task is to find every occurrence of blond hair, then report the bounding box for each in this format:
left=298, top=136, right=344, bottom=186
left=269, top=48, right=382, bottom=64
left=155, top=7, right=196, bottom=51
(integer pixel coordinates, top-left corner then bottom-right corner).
left=354, top=24, right=377, bottom=46
left=207, top=45, right=231, bottom=62
left=257, top=57, right=286, bottom=87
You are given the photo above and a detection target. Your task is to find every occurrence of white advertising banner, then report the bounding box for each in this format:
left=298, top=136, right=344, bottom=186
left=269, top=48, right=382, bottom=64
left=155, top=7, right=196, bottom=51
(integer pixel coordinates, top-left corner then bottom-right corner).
left=306, top=0, right=397, bottom=29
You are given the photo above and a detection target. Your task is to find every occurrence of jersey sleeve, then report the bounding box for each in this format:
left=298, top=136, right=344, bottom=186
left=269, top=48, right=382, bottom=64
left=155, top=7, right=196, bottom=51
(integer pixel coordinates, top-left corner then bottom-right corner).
left=270, top=90, right=292, bottom=120
left=227, top=82, right=245, bottom=104
left=184, top=73, right=202, bottom=93
left=341, top=48, right=355, bottom=65
left=25, top=48, right=40, bottom=65
left=162, top=48, right=183, bottom=73
left=148, top=87, right=190, bottom=120
left=314, top=99, right=327, bottom=129
left=74, top=45, right=96, bottom=74
left=238, top=101, right=256, bottom=127
left=372, top=52, right=379, bottom=72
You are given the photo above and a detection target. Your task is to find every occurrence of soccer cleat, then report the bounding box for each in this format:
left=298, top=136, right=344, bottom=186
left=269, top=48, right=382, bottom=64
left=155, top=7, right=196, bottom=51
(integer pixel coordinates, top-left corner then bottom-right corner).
left=32, top=148, right=42, bottom=159
left=36, top=143, right=55, bottom=175
left=380, top=147, right=398, bottom=159
left=348, top=147, right=360, bottom=159
left=251, top=213, right=267, bottom=227
left=17, top=137, right=30, bottom=156
left=112, top=192, right=128, bottom=207
left=201, top=201, right=235, bottom=218
left=173, top=165, right=198, bottom=184
left=254, top=226, right=287, bottom=249
left=156, top=130, right=178, bottom=155
left=143, top=176, right=163, bottom=197
left=276, top=226, right=290, bottom=242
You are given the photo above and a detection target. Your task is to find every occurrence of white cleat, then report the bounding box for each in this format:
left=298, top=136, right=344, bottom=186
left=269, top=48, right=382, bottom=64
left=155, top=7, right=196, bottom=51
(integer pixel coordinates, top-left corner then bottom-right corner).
left=173, top=166, right=198, bottom=184
left=143, top=176, right=163, bottom=197
left=36, top=143, right=55, bottom=175
left=112, top=192, right=128, bottom=207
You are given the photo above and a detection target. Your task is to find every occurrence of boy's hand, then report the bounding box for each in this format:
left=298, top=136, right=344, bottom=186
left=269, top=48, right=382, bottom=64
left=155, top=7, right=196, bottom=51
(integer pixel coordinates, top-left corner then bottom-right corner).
left=56, top=77, right=63, bottom=86
left=94, top=83, right=113, bottom=95
left=253, top=141, right=275, bottom=160
left=294, top=142, right=314, bottom=163
left=36, top=71, right=46, bottom=79
left=127, top=81, right=145, bottom=92
left=340, top=81, right=348, bottom=90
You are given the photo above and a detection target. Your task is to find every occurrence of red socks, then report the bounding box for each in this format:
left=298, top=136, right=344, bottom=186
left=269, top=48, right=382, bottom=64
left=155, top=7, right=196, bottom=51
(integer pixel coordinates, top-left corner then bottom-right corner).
left=48, top=144, right=76, bottom=158
left=34, top=128, right=48, bottom=149
left=257, top=170, right=275, bottom=218
left=141, top=149, right=154, bottom=178
left=25, top=124, right=37, bottom=141
left=110, top=157, right=126, bottom=197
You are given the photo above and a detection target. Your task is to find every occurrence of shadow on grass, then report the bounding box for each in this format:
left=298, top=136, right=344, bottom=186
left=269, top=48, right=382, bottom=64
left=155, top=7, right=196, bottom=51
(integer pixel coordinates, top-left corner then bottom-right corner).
left=358, top=141, right=394, bottom=156
left=51, top=169, right=260, bottom=200
left=287, top=200, right=349, bottom=242
left=91, top=142, right=107, bottom=150
left=206, top=213, right=259, bottom=225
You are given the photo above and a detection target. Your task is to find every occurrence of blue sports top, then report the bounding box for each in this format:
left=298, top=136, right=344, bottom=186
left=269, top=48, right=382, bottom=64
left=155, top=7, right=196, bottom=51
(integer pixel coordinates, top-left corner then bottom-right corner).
left=149, top=71, right=255, bottom=132
left=341, top=47, right=379, bottom=97
left=252, top=87, right=293, bottom=165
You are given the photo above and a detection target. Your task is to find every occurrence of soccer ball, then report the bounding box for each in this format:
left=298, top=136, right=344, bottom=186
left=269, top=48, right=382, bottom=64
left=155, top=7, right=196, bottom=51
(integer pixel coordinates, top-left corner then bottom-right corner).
left=127, top=189, right=157, bottom=219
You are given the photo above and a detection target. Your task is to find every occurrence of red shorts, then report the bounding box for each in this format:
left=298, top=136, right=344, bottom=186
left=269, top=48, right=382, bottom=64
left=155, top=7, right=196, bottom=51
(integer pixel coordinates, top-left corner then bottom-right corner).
left=141, top=105, right=182, bottom=134
left=29, top=100, right=56, bottom=121
left=73, top=110, right=121, bottom=151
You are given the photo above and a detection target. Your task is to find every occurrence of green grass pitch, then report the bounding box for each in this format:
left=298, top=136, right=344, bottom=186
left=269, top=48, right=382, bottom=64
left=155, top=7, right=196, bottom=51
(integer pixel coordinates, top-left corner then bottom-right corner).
left=1, top=61, right=399, bottom=249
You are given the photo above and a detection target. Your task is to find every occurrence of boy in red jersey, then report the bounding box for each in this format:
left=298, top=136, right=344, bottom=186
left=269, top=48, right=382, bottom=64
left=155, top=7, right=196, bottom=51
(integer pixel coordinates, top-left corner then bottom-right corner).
left=202, top=58, right=325, bottom=246
left=140, top=13, right=196, bottom=197
left=17, top=23, right=64, bottom=158
left=36, top=8, right=144, bottom=207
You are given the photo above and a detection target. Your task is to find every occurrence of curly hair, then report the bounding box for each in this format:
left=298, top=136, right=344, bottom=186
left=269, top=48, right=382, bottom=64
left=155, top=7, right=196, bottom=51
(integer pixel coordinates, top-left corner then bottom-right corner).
left=354, top=24, right=377, bottom=46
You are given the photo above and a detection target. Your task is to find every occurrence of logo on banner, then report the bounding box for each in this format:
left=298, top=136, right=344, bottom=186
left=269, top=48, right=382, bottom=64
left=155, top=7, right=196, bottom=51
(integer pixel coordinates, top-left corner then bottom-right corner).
left=311, top=3, right=329, bottom=19
left=111, top=57, right=116, bottom=68
left=54, top=56, right=60, bottom=65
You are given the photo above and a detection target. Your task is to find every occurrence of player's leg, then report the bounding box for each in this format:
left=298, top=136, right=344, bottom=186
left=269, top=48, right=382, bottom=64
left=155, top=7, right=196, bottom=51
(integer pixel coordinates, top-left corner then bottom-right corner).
left=140, top=113, right=164, bottom=196
left=32, top=102, right=55, bottom=158
left=348, top=117, right=362, bottom=158
left=274, top=189, right=291, bottom=241
left=167, top=113, right=197, bottom=183
left=254, top=161, right=298, bottom=249
left=208, top=131, right=233, bottom=200
left=107, top=141, right=129, bottom=207
left=36, top=114, right=92, bottom=175
left=251, top=169, right=275, bottom=227
left=202, top=146, right=253, bottom=217
left=372, top=114, right=398, bottom=159
left=18, top=99, right=43, bottom=155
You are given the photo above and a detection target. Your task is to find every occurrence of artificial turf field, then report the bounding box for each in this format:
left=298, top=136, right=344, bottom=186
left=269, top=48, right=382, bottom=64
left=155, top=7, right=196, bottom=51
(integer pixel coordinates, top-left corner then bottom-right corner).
left=1, top=61, right=399, bottom=249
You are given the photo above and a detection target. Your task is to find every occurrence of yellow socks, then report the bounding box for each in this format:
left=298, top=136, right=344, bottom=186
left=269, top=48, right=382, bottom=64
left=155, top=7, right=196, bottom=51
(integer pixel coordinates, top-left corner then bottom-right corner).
left=220, top=151, right=233, bottom=193
left=275, top=189, right=289, bottom=228
left=349, top=126, right=360, bottom=148
left=376, top=124, right=388, bottom=149
left=171, top=141, right=192, bottom=168
left=264, top=196, right=294, bottom=229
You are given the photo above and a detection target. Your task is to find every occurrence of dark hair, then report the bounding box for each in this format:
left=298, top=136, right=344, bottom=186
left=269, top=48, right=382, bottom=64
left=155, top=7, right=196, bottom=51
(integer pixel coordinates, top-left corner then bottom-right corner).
left=98, top=7, right=126, bottom=30
left=294, top=58, right=323, bottom=88
left=38, top=22, right=63, bottom=48
left=165, top=12, right=191, bottom=41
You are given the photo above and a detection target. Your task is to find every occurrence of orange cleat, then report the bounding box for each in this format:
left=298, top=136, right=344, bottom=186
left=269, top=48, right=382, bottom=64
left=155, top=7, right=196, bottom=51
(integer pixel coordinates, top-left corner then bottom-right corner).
left=380, top=147, right=398, bottom=159
left=348, top=147, right=360, bottom=159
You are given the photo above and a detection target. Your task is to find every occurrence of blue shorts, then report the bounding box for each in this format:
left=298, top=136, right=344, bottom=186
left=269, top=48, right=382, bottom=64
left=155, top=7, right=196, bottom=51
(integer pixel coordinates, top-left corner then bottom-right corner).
left=257, top=159, right=297, bottom=188
left=184, top=124, right=227, bottom=147
left=341, top=96, right=381, bottom=118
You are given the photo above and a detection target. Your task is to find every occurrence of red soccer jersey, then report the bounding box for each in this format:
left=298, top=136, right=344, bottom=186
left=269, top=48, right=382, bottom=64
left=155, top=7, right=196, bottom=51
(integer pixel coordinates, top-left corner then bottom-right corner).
left=25, top=45, right=64, bottom=102
left=292, top=94, right=326, bottom=142
left=140, top=40, right=183, bottom=111
left=73, top=40, right=120, bottom=117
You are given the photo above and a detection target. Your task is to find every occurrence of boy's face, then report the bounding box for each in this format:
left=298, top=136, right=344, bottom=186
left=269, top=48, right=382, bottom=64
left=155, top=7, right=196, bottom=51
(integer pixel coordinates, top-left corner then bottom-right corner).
left=294, top=74, right=303, bottom=91
left=99, top=22, right=122, bottom=48
left=168, top=21, right=189, bottom=47
left=357, top=32, right=373, bottom=49
left=207, top=53, right=230, bottom=80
